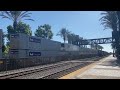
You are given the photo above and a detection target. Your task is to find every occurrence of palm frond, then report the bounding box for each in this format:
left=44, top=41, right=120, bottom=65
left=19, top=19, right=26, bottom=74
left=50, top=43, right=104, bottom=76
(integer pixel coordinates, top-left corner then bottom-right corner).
left=24, top=19, right=34, bottom=21
left=19, top=11, right=29, bottom=17
left=4, top=11, right=12, bottom=17
left=19, top=13, right=31, bottom=20
left=0, top=14, right=12, bottom=20
left=100, top=11, right=117, bottom=31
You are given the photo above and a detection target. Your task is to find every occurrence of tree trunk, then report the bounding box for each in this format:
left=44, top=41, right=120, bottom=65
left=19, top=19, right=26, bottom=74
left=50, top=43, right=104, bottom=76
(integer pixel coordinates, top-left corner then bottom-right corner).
left=13, top=21, right=17, bottom=32
left=64, top=37, right=65, bottom=43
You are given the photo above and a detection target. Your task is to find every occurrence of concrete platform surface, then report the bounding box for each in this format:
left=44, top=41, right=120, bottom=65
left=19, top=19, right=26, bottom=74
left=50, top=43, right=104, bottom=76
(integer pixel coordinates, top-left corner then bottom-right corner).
left=60, top=55, right=120, bottom=79
left=73, top=55, right=120, bottom=79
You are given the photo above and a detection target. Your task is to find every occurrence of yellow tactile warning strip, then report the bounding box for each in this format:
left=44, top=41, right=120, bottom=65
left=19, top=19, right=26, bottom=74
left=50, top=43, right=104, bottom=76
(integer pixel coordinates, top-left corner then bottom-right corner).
left=59, top=56, right=109, bottom=79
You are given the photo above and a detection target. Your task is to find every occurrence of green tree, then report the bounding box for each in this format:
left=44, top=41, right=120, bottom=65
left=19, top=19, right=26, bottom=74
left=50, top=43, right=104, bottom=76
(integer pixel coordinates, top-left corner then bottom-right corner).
left=100, top=11, right=117, bottom=31
left=70, top=34, right=80, bottom=45
left=57, top=28, right=69, bottom=43
left=100, top=11, right=118, bottom=47
left=4, top=22, right=32, bottom=55
left=116, top=11, right=120, bottom=59
left=7, top=22, right=32, bottom=41
left=74, top=35, right=80, bottom=45
left=2, top=33, right=6, bottom=53
left=4, top=43, right=10, bottom=57
left=1, top=32, right=8, bottom=57
left=82, top=39, right=89, bottom=48
left=100, top=11, right=119, bottom=57
left=99, top=45, right=103, bottom=51
left=35, top=24, right=53, bottom=39
left=16, top=22, right=32, bottom=36
left=96, top=44, right=103, bottom=51
left=67, top=32, right=73, bottom=44
left=0, top=11, right=34, bottom=30
left=67, top=32, right=84, bottom=47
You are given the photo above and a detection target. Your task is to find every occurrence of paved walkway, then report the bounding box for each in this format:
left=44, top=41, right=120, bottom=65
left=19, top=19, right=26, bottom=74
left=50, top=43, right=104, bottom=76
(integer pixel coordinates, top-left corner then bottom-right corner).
left=60, top=55, right=120, bottom=79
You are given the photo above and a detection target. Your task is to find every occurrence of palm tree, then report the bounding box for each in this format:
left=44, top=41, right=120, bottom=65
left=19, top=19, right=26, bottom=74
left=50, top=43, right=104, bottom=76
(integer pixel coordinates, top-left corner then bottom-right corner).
left=74, top=35, right=80, bottom=45
left=57, top=28, right=69, bottom=43
left=100, top=11, right=118, bottom=57
left=117, top=11, right=120, bottom=33
left=70, top=33, right=75, bottom=44
left=67, top=32, right=72, bottom=44
left=68, top=33, right=75, bottom=44
left=100, top=11, right=117, bottom=31
left=100, top=11, right=118, bottom=43
left=116, top=11, right=120, bottom=59
left=83, top=39, right=89, bottom=48
left=97, top=45, right=103, bottom=51
left=90, top=43, right=94, bottom=49
left=0, top=11, right=34, bottom=30
left=100, top=12, right=117, bottom=44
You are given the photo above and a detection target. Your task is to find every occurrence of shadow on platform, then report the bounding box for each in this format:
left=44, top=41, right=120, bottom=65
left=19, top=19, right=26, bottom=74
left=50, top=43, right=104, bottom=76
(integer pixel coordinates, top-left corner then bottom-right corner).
left=99, top=58, right=120, bottom=67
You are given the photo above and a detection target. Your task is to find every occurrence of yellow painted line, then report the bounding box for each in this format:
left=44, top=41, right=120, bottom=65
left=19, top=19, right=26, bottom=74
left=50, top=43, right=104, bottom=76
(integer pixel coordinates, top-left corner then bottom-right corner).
left=59, top=62, right=97, bottom=79
left=59, top=56, right=109, bottom=79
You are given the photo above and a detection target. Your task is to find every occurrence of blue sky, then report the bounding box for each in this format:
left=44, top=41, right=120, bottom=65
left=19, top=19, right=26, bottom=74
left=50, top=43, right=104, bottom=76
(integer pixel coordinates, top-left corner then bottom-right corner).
left=0, top=11, right=113, bottom=52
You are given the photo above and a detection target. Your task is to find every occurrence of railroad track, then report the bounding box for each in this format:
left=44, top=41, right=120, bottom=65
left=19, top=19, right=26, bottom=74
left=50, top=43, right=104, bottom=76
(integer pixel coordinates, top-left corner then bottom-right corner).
left=10, top=62, right=85, bottom=79
left=40, top=62, right=92, bottom=79
left=0, top=62, right=71, bottom=79
left=40, top=57, right=104, bottom=79
left=0, top=57, right=104, bottom=79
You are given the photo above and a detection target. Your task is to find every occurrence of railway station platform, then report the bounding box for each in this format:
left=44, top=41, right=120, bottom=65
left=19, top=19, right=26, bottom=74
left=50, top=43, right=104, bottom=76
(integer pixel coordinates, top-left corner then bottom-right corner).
left=60, top=55, right=120, bottom=79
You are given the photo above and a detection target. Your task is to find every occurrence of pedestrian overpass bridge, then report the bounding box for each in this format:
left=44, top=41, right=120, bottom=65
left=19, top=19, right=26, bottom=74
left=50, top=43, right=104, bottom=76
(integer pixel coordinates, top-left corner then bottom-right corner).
left=79, top=37, right=114, bottom=45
